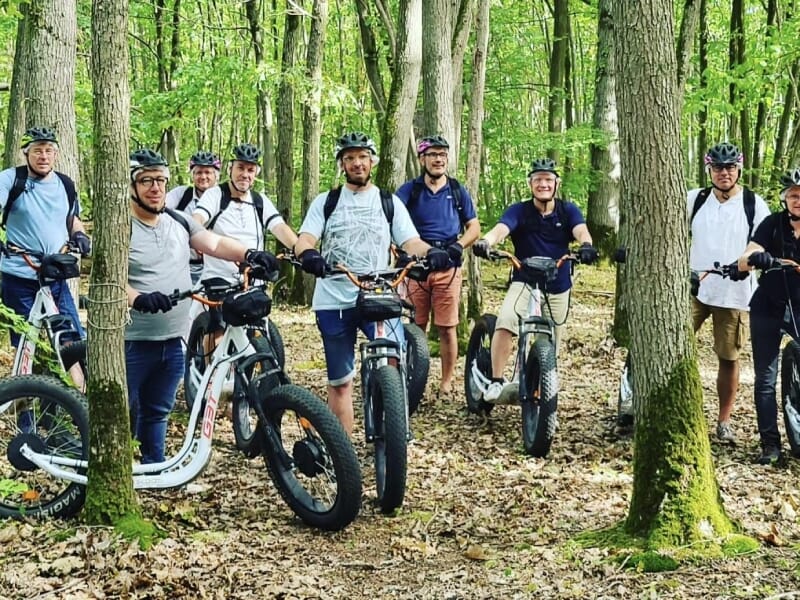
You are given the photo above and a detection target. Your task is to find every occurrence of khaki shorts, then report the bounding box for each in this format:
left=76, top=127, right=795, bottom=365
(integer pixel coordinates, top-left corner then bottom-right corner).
left=405, top=267, right=462, bottom=329
left=496, top=281, right=570, bottom=349
left=692, top=298, right=746, bottom=361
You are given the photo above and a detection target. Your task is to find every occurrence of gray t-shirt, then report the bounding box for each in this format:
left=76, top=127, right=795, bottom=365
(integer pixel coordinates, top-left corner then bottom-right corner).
left=127, top=211, right=204, bottom=341
left=299, top=185, right=419, bottom=310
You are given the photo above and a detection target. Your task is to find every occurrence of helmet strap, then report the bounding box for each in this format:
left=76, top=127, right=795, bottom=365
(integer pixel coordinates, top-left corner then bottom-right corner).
left=131, top=190, right=165, bottom=215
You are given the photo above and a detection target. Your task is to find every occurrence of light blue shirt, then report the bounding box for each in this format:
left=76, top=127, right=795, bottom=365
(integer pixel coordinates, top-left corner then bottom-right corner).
left=299, top=185, right=419, bottom=310
left=0, top=167, right=78, bottom=280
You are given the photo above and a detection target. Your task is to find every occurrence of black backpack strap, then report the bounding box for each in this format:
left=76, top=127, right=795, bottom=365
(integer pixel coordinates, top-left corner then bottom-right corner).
left=323, top=186, right=342, bottom=223
left=1, top=166, right=31, bottom=228
left=379, top=188, right=394, bottom=227
left=323, top=186, right=393, bottom=230
left=164, top=207, right=191, bottom=235
left=690, top=187, right=713, bottom=229
left=177, top=186, right=195, bottom=212
left=252, top=191, right=272, bottom=229
left=55, top=172, right=78, bottom=233
left=206, top=184, right=233, bottom=230
left=743, top=187, right=756, bottom=240
left=447, top=176, right=467, bottom=228
left=407, top=179, right=424, bottom=216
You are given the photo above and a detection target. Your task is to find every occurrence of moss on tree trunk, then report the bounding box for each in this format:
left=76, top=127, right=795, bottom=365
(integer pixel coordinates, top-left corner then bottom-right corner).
left=626, top=358, right=734, bottom=544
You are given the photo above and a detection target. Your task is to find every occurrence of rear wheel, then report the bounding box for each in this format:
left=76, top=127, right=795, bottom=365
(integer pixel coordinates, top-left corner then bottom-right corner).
left=521, top=339, right=558, bottom=458
left=184, top=311, right=213, bottom=412
left=370, top=365, right=407, bottom=513
left=617, top=354, right=634, bottom=427
left=0, top=375, right=88, bottom=519
left=464, top=314, right=496, bottom=415
left=260, top=384, right=361, bottom=531
left=781, top=341, right=800, bottom=458
left=403, top=323, right=429, bottom=416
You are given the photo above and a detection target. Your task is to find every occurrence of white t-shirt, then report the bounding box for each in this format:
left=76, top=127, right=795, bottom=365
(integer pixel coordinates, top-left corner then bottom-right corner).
left=687, top=187, right=771, bottom=310
left=299, top=185, right=419, bottom=310
left=193, top=185, right=284, bottom=283
left=166, top=185, right=199, bottom=214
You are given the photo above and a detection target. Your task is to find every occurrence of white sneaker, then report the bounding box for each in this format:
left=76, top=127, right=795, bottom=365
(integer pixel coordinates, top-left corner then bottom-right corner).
left=484, top=380, right=505, bottom=402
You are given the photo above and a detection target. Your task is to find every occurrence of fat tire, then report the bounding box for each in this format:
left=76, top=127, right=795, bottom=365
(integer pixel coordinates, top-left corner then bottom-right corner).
left=521, top=339, right=558, bottom=458
left=184, top=311, right=213, bottom=412
left=370, top=365, right=407, bottom=513
left=781, top=341, right=800, bottom=458
left=403, top=323, right=429, bottom=416
left=464, top=314, right=496, bottom=415
left=260, top=384, right=361, bottom=531
left=617, top=354, right=634, bottom=427
left=266, top=320, right=285, bottom=370
left=0, top=375, right=88, bottom=519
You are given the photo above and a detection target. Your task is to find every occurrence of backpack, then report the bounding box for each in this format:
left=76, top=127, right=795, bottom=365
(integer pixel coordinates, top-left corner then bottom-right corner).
left=206, top=184, right=266, bottom=231
left=323, top=186, right=394, bottom=227
left=176, top=186, right=195, bottom=212
left=690, top=187, right=756, bottom=240
left=406, top=176, right=468, bottom=232
left=2, top=165, right=78, bottom=231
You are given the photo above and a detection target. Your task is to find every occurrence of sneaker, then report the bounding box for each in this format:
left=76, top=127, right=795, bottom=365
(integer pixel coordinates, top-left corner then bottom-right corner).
left=754, top=445, right=782, bottom=466
left=483, top=379, right=505, bottom=402
left=716, top=422, right=736, bottom=444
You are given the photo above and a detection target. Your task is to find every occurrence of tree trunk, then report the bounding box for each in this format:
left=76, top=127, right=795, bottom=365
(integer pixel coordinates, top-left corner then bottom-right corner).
left=375, top=0, right=421, bottom=192
left=614, top=0, right=733, bottom=543
left=354, top=0, right=387, bottom=120
left=4, top=9, right=29, bottom=169
left=246, top=0, right=275, bottom=193
left=84, top=0, right=139, bottom=524
left=750, top=0, right=777, bottom=189
left=465, top=0, right=489, bottom=321
left=422, top=0, right=456, bottom=164
left=292, top=0, right=328, bottom=305
left=450, top=0, right=476, bottom=150
left=547, top=0, right=569, bottom=160
left=697, top=0, right=709, bottom=186
left=676, top=0, right=701, bottom=97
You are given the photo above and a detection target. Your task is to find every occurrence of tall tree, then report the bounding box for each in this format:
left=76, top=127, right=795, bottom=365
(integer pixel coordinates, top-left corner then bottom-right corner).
left=422, top=0, right=456, bottom=162
left=84, top=0, right=139, bottom=523
left=4, top=8, right=29, bottom=169
left=547, top=0, right=569, bottom=159
left=246, top=0, right=275, bottom=190
left=276, top=5, right=301, bottom=237
left=613, top=0, right=734, bottom=545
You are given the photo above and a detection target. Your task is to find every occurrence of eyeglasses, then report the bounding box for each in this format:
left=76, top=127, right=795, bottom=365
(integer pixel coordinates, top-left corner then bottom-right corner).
left=341, top=154, right=372, bottom=165
left=531, top=176, right=557, bottom=185
left=423, top=151, right=449, bottom=160
left=136, top=176, right=169, bottom=188
left=710, top=164, right=738, bottom=173
left=28, top=147, right=56, bottom=157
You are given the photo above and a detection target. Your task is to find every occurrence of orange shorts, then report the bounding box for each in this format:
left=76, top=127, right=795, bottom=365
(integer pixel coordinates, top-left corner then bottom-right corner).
left=405, top=267, right=462, bottom=329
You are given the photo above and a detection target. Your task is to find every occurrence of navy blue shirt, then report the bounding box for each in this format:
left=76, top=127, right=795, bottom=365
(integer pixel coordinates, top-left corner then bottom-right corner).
left=499, top=199, right=585, bottom=294
left=750, top=211, right=800, bottom=316
left=395, top=176, right=476, bottom=243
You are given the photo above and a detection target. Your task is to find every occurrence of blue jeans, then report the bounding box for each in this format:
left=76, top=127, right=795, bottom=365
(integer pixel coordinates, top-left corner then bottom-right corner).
left=750, top=307, right=800, bottom=450
left=1, top=273, right=85, bottom=346
left=126, top=338, right=184, bottom=464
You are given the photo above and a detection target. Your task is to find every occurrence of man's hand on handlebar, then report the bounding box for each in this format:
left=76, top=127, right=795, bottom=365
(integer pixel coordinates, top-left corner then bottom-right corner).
left=132, top=291, right=173, bottom=314
left=577, top=242, right=599, bottom=265
left=472, top=239, right=491, bottom=259
left=747, top=251, right=776, bottom=271
left=298, top=248, right=329, bottom=278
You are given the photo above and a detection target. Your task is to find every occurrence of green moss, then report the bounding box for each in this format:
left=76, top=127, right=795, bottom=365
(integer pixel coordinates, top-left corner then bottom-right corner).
left=721, top=534, right=760, bottom=557
left=627, top=550, right=679, bottom=572
left=114, top=514, right=163, bottom=550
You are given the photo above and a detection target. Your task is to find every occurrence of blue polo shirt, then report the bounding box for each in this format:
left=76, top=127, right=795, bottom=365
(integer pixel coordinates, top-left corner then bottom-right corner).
left=395, top=176, right=476, bottom=244
left=499, top=199, right=585, bottom=294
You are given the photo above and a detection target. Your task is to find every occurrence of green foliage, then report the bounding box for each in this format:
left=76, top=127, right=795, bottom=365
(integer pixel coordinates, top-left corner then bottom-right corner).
left=114, top=514, right=163, bottom=551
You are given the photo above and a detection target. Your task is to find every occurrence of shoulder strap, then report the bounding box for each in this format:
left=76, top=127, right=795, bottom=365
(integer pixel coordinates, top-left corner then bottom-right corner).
left=251, top=190, right=264, bottom=225
left=206, top=184, right=232, bottom=230
left=323, top=186, right=342, bottom=223
left=743, top=187, right=756, bottom=240
left=177, top=186, right=195, bottom=212
left=379, top=188, right=394, bottom=226
left=55, top=172, right=78, bottom=233
left=408, top=180, right=424, bottom=215
left=1, top=166, right=31, bottom=228
left=164, top=207, right=191, bottom=235
left=323, top=186, right=393, bottom=230
left=690, top=187, right=713, bottom=225
left=447, top=176, right=467, bottom=227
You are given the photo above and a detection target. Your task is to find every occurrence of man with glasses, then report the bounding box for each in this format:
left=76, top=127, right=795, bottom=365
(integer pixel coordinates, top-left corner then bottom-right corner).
left=0, top=126, right=90, bottom=345
left=689, top=142, right=770, bottom=444
left=395, top=135, right=481, bottom=396
left=472, top=158, right=597, bottom=403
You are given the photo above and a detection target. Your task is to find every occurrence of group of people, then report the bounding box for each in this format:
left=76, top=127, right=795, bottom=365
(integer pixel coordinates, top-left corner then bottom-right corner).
left=4, top=126, right=793, bottom=468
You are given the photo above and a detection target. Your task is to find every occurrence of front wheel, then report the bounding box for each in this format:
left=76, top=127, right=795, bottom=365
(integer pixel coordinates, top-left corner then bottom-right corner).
left=369, top=365, right=407, bottom=513
left=464, top=314, right=496, bottom=415
left=184, top=311, right=213, bottom=412
left=521, top=339, right=558, bottom=458
left=0, top=375, right=88, bottom=519
left=260, top=384, right=362, bottom=531
left=781, top=341, right=800, bottom=458
left=403, top=323, right=429, bottom=416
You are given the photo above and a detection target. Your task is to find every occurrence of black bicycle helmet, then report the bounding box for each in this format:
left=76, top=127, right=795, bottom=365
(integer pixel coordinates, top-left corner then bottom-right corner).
left=189, top=150, right=221, bottom=170
left=231, top=143, right=261, bottom=165
left=130, top=148, right=169, bottom=180
left=417, top=135, right=450, bottom=155
left=780, top=168, right=800, bottom=192
left=20, top=127, right=58, bottom=149
left=704, top=142, right=743, bottom=166
left=334, top=131, right=378, bottom=160
left=527, top=157, right=559, bottom=178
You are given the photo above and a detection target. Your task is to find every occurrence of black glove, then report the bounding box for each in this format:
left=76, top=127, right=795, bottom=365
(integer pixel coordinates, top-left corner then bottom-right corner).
left=299, top=248, right=328, bottom=278
left=726, top=262, right=749, bottom=282
left=426, top=247, right=450, bottom=271
left=472, top=239, right=491, bottom=259
left=446, top=242, right=463, bottom=265
left=578, top=242, right=599, bottom=265
left=132, top=291, right=173, bottom=314
left=613, top=247, right=627, bottom=264
left=395, top=252, right=414, bottom=269
left=690, top=271, right=700, bottom=297
left=245, top=249, right=279, bottom=273
left=748, top=251, right=775, bottom=271
left=70, top=231, right=91, bottom=257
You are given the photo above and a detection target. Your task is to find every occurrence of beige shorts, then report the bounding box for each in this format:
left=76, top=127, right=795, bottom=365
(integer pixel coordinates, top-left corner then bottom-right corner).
left=496, top=281, right=570, bottom=348
left=692, top=298, right=746, bottom=361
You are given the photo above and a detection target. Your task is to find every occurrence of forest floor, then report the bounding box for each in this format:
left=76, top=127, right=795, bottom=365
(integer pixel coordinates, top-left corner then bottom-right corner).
left=1, top=264, right=800, bottom=599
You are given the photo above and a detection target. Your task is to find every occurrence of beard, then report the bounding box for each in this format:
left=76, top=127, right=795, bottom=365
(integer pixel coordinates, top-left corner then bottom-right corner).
left=345, top=171, right=371, bottom=187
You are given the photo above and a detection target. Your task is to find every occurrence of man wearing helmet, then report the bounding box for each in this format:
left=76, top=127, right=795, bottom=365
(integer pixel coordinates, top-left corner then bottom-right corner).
left=736, top=168, right=800, bottom=465
left=395, top=135, right=481, bottom=396
left=0, top=126, right=91, bottom=345
left=473, top=158, right=598, bottom=402
left=166, top=150, right=222, bottom=284
left=689, top=142, right=769, bottom=445
left=293, top=131, right=451, bottom=433
left=126, top=148, right=279, bottom=464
